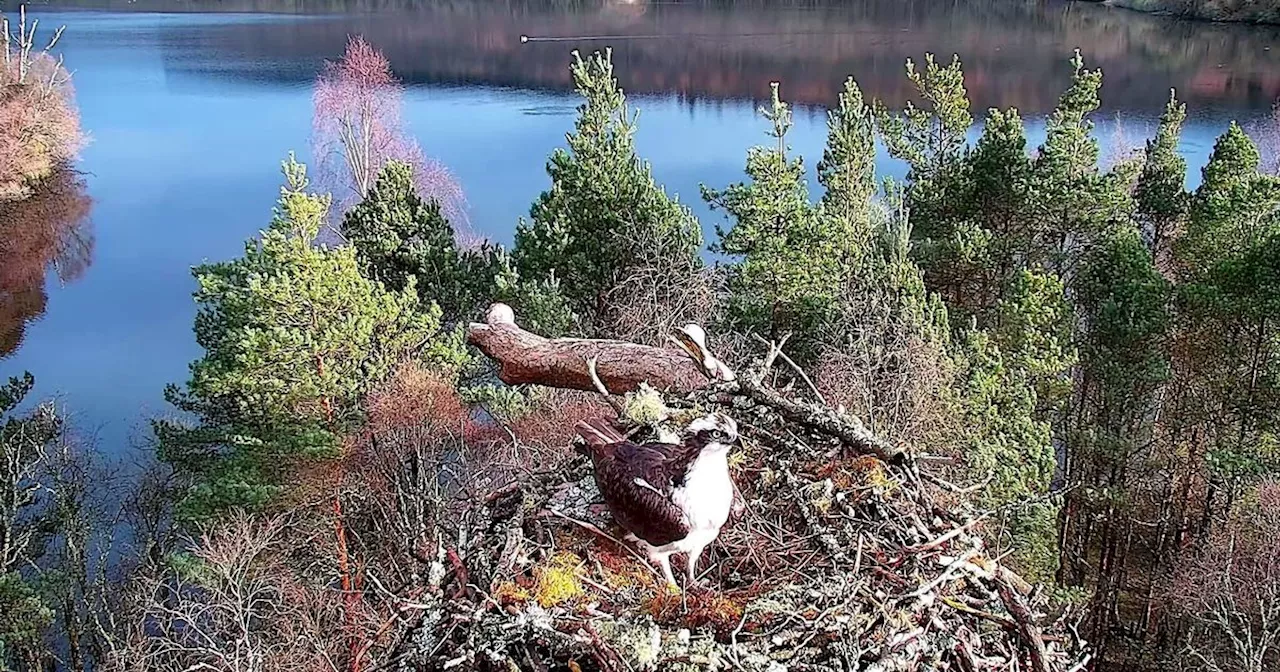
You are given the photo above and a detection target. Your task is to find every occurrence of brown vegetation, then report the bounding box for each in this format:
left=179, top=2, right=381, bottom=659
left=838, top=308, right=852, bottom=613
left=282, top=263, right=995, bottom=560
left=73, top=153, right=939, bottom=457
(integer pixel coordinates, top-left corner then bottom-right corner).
left=1170, top=480, right=1280, bottom=672
left=1, top=6, right=83, bottom=201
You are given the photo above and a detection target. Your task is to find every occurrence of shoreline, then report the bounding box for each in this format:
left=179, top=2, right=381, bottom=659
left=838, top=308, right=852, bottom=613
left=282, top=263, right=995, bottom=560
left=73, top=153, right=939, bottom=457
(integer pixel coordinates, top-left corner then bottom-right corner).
left=1104, top=0, right=1280, bottom=24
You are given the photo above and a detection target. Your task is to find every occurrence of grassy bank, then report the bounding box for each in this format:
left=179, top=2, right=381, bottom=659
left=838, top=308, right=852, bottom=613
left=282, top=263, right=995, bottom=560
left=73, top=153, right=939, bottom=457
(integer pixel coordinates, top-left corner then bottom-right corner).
left=1110, top=0, right=1280, bottom=24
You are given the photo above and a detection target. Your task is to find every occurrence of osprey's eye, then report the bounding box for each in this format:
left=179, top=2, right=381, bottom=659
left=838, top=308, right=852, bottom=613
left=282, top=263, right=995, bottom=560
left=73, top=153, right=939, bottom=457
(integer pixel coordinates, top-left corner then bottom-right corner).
left=711, top=429, right=726, bottom=441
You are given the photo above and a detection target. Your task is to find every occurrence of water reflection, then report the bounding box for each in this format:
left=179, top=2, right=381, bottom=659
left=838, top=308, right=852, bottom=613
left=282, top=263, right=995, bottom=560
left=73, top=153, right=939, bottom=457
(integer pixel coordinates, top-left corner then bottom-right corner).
left=0, top=171, right=95, bottom=360
left=72, top=0, right=1280, bottom=116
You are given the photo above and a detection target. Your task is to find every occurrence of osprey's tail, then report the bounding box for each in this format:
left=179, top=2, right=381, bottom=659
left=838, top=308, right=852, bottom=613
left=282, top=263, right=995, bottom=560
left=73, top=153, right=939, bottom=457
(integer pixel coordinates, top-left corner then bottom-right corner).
left=573, top=417, right=626, bottom=457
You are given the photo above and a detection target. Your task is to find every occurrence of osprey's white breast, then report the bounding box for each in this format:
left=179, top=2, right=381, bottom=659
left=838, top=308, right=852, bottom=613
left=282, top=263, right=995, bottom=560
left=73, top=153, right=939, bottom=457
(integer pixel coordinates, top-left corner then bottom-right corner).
left=671, top=446, right=734, bottom=534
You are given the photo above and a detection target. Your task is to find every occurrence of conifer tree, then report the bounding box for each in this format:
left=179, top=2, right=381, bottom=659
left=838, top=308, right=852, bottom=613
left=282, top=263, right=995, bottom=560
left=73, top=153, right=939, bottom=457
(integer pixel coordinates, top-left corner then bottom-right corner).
left=1174, top=128, right=1280, bottom=510
left=875, top=54, right=972, bottom=235
left=513, top=49, right=703, bottom=340
left=158, top=155, right=464, bottom=518
left=1134, top=92, right=1189, bottom=258
left=706, top=83, right=848, bottom=361
left=818, top=77, right=877, bottom=255
left=342, top=160, right=498, bottom=325
left=955, top=329, right=1058, bottom=582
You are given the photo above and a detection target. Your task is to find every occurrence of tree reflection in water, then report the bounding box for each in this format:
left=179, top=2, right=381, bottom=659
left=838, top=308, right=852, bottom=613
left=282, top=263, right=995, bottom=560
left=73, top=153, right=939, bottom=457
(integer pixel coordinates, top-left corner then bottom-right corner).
left=0, top=170, right=94, bottom=359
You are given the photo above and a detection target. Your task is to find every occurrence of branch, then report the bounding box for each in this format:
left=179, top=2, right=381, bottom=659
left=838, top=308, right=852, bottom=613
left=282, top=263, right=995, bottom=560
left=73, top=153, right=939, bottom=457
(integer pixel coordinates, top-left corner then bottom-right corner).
left=465, top=303, right=713, bottom=393
left=728, top=375, right=904, bottom=464
left=995, top=573, right=1052, bottom=672
left=466, top=303, right=905, bottom=463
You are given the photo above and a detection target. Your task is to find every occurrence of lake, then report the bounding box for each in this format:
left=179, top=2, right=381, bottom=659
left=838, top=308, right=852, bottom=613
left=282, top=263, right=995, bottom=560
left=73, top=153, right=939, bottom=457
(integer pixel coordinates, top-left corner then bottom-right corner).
left=2, top=0, right=1278, bottom=454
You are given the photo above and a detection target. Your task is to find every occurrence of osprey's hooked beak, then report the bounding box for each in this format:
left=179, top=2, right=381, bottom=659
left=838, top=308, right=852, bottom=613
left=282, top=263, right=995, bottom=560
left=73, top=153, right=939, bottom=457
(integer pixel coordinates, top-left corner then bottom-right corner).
left=670, top=324, right=736, bottom=382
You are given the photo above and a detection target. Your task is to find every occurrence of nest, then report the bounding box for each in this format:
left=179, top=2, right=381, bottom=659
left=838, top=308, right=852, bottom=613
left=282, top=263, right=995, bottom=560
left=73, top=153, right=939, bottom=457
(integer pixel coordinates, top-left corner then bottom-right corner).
left=394, top=361, right=1092, bottom=672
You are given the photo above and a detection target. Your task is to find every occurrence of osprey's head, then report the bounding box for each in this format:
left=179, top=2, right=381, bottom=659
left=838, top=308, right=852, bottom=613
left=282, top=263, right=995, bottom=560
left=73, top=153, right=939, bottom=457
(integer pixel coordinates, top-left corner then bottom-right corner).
left=683, top=412, right=739, bottom=456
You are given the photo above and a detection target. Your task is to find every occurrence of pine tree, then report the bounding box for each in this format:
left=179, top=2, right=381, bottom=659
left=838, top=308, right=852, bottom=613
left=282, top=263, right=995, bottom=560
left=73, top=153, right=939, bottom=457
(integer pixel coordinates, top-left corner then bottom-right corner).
left=875, top=53, right=972, bottom=236
left=1179, top=124, right=1280, bottom=276
left=158, top=155, right=464, bottom=518
left=954, top=329, right=1059, bottom=583
left=513, top=49, right=703, bottom=340
left=817, top=77, right=877, bottom=255
left=706, top=83, right=857, bottom=362
left=341, top=160, right=498, bottom=325
left=1134, top=91, right=1189, bottom=258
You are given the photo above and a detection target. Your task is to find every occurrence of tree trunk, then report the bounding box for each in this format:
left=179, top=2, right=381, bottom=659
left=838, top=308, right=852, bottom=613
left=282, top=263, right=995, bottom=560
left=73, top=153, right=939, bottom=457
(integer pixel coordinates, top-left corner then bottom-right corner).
left=465, top=303, right=711, bottom=394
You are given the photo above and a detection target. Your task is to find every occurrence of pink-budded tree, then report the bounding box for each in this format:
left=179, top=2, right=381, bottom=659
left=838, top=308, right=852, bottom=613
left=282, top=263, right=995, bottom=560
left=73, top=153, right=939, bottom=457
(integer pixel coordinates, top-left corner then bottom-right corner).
left=312, top=36, right=469, bottom=234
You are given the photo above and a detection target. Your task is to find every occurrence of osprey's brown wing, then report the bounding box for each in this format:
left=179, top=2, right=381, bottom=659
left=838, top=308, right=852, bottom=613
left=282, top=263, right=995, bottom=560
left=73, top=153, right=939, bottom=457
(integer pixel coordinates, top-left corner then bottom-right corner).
left=589, top=441, right=691, bottom=547
left=574, top=418, right=627, bottom=453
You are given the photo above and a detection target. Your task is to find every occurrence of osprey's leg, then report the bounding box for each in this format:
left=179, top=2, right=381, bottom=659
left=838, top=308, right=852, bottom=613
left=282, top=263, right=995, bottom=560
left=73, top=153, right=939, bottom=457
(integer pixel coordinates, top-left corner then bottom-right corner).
left=636, top=539, right=679, bottom=588
left=685, top=542, right=710, bottom=589
left=655, top=552, right=678, bottom=588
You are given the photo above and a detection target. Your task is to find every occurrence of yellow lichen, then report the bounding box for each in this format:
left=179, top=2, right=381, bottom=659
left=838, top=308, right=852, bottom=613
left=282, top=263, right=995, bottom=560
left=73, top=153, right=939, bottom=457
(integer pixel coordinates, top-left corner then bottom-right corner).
left=533, top=552, right=586, bottom=608
left=864, top=462, right=900, bottom=495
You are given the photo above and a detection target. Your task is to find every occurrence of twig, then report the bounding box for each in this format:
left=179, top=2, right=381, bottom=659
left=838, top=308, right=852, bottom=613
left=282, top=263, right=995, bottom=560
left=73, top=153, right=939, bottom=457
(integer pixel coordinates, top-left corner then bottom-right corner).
left=546, top=508, right=661, bottom=580
left=922, top=470, right=992, bottom=495
left=903, top=515, right=988, bottom=554
left=726, top=376, right=904, bottom=463
left=941, top=596, right=1016, bottom=630
left=752, top=333, right=827, bottom=405
left=995, top=575, right=1051, bottom=672
left=586, top=357, right=626, bottom=415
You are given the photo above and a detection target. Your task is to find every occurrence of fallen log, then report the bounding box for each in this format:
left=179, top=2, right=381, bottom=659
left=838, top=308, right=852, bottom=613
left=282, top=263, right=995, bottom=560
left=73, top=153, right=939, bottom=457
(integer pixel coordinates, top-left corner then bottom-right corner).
left=467, top=303, right=905, bottom=463
left=465, top=303, right=713, bottom=394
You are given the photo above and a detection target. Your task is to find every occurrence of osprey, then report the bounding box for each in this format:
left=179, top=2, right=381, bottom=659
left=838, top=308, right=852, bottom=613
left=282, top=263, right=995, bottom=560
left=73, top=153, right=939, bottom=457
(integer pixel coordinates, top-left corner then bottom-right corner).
left=575, top=413, right=743, bottom=588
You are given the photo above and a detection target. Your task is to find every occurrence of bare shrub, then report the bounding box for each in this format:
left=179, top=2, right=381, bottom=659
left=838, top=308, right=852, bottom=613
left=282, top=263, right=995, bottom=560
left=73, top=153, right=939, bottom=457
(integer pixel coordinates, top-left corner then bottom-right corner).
left=596, top=225, right=718, bottom=346
left=814, top=329, right=957, bottom=452
left=345, top=364, right=470, bottom=571
left=312, top=36, right=467, bottom=231
left=106, top=513, right=346, bottom=672
left=1170, top=480, right=1280, bottom=672
left=1, top=7, right=84, bottom=201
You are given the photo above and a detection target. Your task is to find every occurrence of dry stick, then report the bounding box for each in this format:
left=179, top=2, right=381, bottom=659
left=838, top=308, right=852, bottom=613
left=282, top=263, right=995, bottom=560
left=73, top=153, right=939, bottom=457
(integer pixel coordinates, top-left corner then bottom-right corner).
left=953, top=639, right=979, bottom=672
left=996, top=576, right=1052, bottom=672
left=922, top=470, right=992, bottom=495
left=903, top=514, right=988, bottom=554
left=751, top=333, right=827, bottom=405
left=780, top=467, right=848, bottom=564
left=546, top=509, right=662, bottom=581
left=726, top=376, right=904, bottom=464
left=586, top=357, right=626, bottom=415
left=940, top=596, right=1017, bottom=630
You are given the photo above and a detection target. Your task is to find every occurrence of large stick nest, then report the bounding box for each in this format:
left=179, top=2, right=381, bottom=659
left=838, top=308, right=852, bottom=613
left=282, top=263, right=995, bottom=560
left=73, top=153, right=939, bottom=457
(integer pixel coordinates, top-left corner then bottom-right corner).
left=396, top=305, right=1091, bottom=672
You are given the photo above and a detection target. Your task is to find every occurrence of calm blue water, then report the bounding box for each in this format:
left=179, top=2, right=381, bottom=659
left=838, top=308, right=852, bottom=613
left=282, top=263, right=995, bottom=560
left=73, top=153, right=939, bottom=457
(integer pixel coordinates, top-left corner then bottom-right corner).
left=2, top=2, right=1276, bottom=452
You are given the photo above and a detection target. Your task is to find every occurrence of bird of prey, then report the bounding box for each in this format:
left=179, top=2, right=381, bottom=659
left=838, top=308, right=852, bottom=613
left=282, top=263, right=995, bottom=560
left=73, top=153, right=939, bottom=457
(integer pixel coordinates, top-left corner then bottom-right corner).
left=575, top=412, right=743, bottom=589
